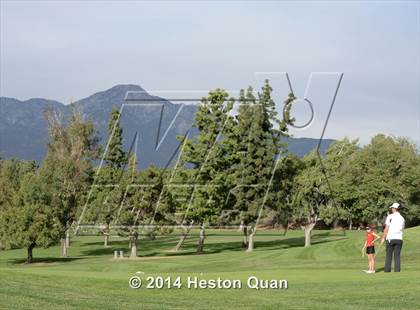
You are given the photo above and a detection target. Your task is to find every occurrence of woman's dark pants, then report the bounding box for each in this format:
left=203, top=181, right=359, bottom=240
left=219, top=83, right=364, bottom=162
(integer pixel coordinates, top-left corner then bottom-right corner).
left=385, top=239, right=403, bottom=272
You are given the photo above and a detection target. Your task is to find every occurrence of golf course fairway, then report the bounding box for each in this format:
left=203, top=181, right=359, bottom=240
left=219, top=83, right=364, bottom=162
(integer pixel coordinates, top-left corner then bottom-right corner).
left=1, top=227, right=419, bottom=309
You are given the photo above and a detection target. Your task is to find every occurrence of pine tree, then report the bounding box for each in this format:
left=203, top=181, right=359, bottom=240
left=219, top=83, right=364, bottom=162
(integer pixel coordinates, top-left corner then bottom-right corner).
left=173, top=89, right=236, bottom=253
left=231, top=81, right=293, bottom=251
left=105, top=108, right=127, bottom=171
left=90, top=108, right=127, bottom=247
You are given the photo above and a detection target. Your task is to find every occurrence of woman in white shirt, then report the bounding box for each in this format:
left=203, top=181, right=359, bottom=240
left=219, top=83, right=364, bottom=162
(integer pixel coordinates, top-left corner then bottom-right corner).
left=381, top=202, right=405, bottom=272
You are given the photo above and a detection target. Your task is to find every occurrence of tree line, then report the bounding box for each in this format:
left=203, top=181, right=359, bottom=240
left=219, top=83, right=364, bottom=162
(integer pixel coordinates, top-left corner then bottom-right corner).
left=0, top=81, right=419, bottom=263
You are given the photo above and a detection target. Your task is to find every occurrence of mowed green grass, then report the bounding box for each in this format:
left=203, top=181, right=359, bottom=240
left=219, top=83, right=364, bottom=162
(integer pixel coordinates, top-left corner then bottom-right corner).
left=0, top=227, right=419, bottom=309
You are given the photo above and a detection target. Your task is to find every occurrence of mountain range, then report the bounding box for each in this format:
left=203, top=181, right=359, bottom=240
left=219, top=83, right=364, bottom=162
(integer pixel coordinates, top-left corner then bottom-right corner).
left=0, top=85, right=334, bottom=168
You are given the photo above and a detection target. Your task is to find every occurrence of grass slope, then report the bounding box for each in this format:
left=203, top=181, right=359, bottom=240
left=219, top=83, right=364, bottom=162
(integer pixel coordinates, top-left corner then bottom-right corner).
left=0, top=227, right=419, bottom=309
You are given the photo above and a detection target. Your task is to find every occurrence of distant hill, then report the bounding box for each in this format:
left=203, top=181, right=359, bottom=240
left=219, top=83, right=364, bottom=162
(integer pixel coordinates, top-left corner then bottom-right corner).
left=0, top=85, right=334, bottom=167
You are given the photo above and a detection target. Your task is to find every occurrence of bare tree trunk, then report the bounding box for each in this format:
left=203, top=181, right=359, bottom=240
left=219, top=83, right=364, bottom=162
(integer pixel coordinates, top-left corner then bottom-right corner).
left=65, top=229, right=70, bottom=248
left=349, top=218, right=353, bottom=231
left=238, top=220, right=244, bottom=232
left=304, top=223, right=315, bottom=247
left=60, top=238, right=67, bottom=257
left=174, top=221, right=193, bottom=252
left=130, top=231, right=138, bottom=258
left=333, top=219, right=338, bottom=230
left=175, top=232, right=188, bottom=251
left=246, top=226, right=256, bottom=252
left=196, top=224, right=205, bottom=254
left=283, top=221, right=289, bottom=236
left=104, top=222, right=110, bottom=247
left=26, top=242, right=36, bottom=264
left=242, top=225, right=248, bottom=248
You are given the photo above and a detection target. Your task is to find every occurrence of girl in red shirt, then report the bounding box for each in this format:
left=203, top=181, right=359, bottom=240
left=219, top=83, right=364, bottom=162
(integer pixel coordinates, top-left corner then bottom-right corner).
left=362, top=225, right=381, bottom=273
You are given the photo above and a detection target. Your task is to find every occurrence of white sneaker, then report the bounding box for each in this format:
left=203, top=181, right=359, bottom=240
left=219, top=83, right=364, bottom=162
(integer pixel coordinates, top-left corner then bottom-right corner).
left=363, top=270, right=370, bottom=273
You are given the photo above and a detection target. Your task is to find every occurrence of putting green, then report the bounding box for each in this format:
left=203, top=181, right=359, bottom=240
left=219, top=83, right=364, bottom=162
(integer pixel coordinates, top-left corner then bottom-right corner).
left=0, top=227, right=419, bottom=309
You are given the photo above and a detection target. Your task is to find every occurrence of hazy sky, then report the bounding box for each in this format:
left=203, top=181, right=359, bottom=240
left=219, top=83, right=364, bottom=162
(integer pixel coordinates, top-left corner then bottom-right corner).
left=1, top=0, right=419, bottom=144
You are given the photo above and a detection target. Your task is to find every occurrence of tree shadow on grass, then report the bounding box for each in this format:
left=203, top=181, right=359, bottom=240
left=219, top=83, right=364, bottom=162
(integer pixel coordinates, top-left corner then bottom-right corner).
left=79, top=235, right=186, bottom=257
left=78, top=232, right=348, bottom=258
left=81, top=235, right=180, bottom=247
left=9, top=256, right=84, bottom=265
left=312, top=230, right=347, bottom=237
left=207, top=237, right=347, bottom=253
left=156, top=235, right=348, bottom=257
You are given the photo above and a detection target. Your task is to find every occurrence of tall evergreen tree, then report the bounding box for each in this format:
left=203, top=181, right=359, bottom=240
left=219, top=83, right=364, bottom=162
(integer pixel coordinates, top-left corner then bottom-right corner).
left=88, top=108, right=127, bottom=247
left=105, top=108, right=127, bottom=171
left=231, top=81, right=293, bottom=251
left=174, top=89, right=236, bottom=253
